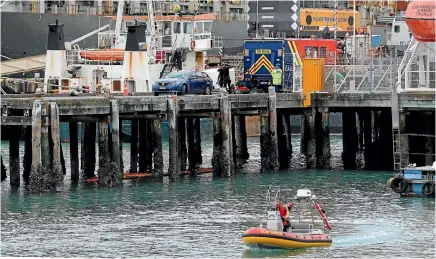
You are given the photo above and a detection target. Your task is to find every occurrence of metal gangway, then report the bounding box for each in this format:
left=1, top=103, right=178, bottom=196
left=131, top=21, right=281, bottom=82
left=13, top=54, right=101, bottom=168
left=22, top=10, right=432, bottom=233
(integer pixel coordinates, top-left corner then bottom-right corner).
left=1, top=55, right=46, bottom=76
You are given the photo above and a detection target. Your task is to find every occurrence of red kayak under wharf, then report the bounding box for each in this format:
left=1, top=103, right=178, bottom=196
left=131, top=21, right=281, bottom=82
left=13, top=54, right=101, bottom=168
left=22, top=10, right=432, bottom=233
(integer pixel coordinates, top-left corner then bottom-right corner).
left=404, top=0, right=436, bottom=42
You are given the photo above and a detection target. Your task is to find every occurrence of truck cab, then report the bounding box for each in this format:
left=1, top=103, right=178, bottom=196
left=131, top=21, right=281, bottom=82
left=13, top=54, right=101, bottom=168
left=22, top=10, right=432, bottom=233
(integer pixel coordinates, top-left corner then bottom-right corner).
left=243, top=39, right=283, bottom=92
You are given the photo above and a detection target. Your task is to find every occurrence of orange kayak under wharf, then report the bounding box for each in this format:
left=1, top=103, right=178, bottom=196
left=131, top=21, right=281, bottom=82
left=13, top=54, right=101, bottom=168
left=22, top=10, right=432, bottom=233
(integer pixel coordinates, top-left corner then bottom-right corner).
left=85, top=168, right=213, bottom=183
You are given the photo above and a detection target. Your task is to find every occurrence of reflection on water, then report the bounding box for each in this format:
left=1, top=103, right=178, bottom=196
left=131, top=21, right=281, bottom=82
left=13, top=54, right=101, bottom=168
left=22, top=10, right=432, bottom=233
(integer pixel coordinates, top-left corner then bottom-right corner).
left=1, top=137, right=435, bottom=258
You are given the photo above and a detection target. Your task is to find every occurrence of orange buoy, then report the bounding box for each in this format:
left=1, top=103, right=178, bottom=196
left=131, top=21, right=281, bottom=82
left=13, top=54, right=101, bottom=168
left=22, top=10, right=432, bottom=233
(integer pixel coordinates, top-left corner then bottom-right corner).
left=405, top=0, right=436, bottom=42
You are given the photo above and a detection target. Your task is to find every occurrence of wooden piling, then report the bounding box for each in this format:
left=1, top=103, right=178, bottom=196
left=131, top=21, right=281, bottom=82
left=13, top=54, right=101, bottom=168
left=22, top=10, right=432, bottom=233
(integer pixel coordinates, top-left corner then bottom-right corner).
left=82, top=122, right=96, bottom=179
left=1, top=157, right=6, bottom=182
left=98, top=120, right=122, bottom=186
left=152, top=120, right=164, bottom=178
left=282, top=113, right=292, bottom=157
left=399, top=111, right=409, bottom=168
left=167, top=96, right=179, bottom=178
left=130, top=119, right=138, bottom=173
left=260, top=115, right=270, bottom=171
left=23, top=125, right=32, bottom=184
left=212, top=115, right=222, bottom=176
left=342, top=111, right=358, bottom=170
left=138, top=120, right=148, bottom=173
left=194, top=118, right=203, bottom=165
left=29, top=100, right=42, bottom=191
left=69, top=122, right=79, bottom=182
left=119, top=119, right=124, bottom=173
left=268, top=87, right=279, bottom=171
left=362, top=110, right=372, bottom=169
left=315, top=108, right=331, bottom=168
left=177, top=117, right=187, bottom=172
left=9, top=124, right=20, bottom=186
left=219, top=89, right=234, bottom=176
left=41, top=102, right=50, bottom=170
left=187, top=118, right=196, bottom=171
left=110, top=100, right=121, bottom=171
left=234, top=115, right=249, bottom=160
left=302, top=109, right=316, bottom=169
left=277, top=112, right=289, bottom=169
left=60, top=144, right=66, bottom=175
left=49, top=102, right=63, bottom=188
left=424, top=112, right=435, bottom=166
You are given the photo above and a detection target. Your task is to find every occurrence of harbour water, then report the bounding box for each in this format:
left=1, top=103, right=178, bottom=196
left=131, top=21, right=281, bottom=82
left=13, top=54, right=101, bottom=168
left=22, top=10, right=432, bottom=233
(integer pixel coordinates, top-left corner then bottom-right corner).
left=1, top=137, right=435, bottom=258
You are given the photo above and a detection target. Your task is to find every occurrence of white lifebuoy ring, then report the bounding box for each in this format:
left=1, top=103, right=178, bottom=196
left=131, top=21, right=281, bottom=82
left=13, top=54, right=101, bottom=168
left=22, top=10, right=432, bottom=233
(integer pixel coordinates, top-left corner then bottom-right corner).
left=190, top=41, right=196, bottom=50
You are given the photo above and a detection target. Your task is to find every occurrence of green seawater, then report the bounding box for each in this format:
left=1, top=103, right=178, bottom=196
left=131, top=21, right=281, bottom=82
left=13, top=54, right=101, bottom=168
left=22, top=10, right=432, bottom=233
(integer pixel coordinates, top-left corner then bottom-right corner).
left=1, top=137, right=435, bottom=258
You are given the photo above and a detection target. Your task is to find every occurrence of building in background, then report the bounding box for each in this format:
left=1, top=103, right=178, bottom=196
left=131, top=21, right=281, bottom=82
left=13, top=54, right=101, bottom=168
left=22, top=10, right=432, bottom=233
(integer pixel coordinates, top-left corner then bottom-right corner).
left=247, top=0, right=409, bottom=39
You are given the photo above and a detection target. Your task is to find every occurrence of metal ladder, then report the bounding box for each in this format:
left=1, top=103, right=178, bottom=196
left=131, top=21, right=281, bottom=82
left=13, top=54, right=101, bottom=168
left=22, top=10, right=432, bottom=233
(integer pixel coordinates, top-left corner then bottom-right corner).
left=392, top=128, right=402, bottom=171
left=159, top=35, right=184, bottom=79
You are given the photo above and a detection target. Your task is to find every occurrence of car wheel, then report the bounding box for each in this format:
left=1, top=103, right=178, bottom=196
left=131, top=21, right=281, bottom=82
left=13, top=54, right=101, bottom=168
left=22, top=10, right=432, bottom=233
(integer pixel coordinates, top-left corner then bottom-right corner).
left=180, top=84, right=187, bottom=95
left=154, top=92, right=159, bottom=96
left=204, top=85, right=211, bottom=95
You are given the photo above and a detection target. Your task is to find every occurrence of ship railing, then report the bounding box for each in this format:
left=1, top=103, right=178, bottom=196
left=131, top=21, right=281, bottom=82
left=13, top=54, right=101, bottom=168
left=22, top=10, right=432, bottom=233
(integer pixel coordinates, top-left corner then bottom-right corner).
left=13, top=3, right=248, bottom=22
left=67, top=48, right=170, bottom=66
left=323, top=57, right=401, bottom=92
left=66, top=49, right=126, bottom=66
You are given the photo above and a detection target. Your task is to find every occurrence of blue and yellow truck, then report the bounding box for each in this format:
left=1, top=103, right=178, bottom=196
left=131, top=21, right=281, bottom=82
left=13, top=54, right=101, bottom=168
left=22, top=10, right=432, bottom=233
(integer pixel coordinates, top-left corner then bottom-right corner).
left=243, top=39, right=300, bottom=92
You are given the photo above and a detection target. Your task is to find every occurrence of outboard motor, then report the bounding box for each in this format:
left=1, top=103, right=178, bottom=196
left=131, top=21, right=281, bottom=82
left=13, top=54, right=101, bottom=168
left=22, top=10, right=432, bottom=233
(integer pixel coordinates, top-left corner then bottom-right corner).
left=266, top=211, right=283, bottom=231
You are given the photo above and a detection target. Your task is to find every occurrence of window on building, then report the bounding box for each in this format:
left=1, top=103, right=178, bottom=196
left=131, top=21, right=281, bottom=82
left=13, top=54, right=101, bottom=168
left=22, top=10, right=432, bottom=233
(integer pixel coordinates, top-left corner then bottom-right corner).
left=183, top=22, right=193, bottom=34
left=174, top=22, right=181, bottom=33
left=394, top=25, right=400, bottom=33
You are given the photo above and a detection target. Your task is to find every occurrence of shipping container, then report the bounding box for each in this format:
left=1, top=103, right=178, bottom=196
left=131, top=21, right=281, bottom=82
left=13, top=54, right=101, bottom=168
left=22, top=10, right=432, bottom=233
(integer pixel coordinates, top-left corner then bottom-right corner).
left=302, top=58, right=324, bottom=107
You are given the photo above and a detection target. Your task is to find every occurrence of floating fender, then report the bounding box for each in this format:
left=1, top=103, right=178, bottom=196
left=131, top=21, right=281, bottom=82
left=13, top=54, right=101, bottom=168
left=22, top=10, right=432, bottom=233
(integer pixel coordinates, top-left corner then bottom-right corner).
left=422, top=182, right=435, bottom=197
left=386, top=178, right=394, bottom=188
left=391, top=178, right=408, bottom=193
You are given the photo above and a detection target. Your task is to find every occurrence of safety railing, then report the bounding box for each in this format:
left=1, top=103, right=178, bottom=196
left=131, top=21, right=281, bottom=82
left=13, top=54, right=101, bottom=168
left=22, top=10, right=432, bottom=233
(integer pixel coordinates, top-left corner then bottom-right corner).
left=398, top=40, right=436, bottom=92
left=404, top=70, right=436, bottom=91
left=323, top=58, right=401, bottom=92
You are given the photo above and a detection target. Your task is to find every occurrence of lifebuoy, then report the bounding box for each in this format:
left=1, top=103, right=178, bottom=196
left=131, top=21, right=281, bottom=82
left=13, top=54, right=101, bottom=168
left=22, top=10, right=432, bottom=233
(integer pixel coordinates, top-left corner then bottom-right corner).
left=391, top=177, right=408, bottom=193
left=190, top=41, right=196, bottom=50
left=314, top=202, right=331, bottom=230
left=422, top=182, right=435, bottom=197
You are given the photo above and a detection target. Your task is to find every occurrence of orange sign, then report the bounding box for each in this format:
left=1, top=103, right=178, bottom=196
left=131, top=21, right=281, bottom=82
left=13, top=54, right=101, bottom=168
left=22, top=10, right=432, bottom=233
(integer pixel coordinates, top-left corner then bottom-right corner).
left=300, top=9, right=360, bottom=32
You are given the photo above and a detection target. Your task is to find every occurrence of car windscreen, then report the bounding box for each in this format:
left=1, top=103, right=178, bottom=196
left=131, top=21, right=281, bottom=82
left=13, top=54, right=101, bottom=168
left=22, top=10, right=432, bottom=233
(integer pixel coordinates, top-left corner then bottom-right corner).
left=165, top=71, right=190, bottom=79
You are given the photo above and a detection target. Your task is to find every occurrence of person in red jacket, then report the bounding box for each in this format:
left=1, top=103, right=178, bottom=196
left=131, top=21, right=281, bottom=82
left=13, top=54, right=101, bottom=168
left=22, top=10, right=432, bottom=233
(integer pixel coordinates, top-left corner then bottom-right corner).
left=275, top=201, right=289, bottom=232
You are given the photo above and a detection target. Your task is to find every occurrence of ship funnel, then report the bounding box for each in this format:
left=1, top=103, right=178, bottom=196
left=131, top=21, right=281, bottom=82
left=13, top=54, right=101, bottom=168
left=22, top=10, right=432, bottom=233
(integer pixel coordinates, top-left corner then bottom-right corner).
left=44, top=20, right=67, bottom=93
left=122, top=24, right=150, bottom=93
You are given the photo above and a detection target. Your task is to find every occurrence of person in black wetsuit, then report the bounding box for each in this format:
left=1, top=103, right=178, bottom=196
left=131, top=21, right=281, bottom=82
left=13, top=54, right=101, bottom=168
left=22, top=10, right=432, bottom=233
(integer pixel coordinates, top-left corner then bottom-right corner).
left=217, top=63, right=232, bottom=93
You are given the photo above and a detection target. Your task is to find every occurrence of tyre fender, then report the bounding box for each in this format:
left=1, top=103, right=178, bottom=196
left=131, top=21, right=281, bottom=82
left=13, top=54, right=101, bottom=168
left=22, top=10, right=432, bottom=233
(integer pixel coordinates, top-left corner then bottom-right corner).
left=391, top=177, right=408, bottom=193
left=422, top=182, right=435, bottom=197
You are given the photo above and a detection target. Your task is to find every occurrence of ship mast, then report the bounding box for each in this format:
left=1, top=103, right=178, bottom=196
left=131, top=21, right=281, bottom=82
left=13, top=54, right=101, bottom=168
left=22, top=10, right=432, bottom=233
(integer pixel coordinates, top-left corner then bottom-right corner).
left=115, top=0, right=125, bottom=48
left=146, top=0, right=158, bottom=57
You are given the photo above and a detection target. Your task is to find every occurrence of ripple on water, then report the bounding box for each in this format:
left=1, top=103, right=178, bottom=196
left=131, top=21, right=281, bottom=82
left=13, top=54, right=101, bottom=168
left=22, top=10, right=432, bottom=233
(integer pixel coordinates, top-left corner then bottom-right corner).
left=1, top=139, right=435, bottom=258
